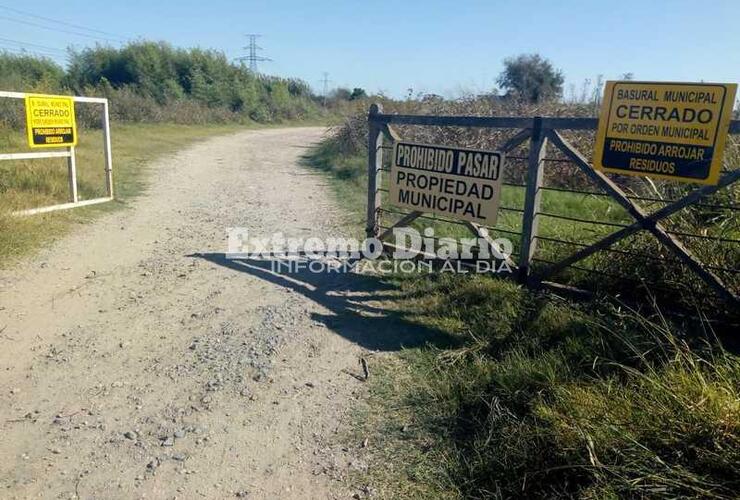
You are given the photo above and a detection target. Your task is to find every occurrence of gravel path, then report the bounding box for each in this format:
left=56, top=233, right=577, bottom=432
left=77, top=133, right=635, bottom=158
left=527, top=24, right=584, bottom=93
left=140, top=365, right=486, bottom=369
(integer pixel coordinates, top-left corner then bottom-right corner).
left=0, top=127, right=406, bottom=499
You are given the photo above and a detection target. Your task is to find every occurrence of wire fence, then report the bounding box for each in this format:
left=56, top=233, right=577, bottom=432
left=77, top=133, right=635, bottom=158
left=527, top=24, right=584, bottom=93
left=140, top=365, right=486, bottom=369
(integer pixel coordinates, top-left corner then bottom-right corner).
left=367, top=105, right=740, bottom=313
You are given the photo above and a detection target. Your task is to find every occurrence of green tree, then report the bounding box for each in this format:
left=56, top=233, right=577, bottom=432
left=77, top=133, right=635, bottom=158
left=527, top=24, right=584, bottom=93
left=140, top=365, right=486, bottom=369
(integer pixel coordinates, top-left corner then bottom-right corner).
left=0, top=52, right=65, bottom=92
left=60, top=41, right=319, bottom=122
left=188, top=68, right=211, bottom=104
left=497, top=54, right=564, bottom=103
left=349, top=88, right=367, bottom=100
left=269, top=81, right=292, bottom=115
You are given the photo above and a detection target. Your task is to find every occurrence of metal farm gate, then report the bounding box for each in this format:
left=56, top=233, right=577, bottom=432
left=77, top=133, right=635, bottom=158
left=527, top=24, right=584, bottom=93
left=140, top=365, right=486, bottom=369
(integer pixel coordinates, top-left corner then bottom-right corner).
left=0, top=91, right=114, bottom=215
left=366, top=103, right=740, bottom=310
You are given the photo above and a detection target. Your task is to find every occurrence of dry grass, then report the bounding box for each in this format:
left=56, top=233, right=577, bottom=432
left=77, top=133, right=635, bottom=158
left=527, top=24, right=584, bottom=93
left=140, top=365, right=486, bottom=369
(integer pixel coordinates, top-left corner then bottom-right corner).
left=0, top=121, right=243, bottom=264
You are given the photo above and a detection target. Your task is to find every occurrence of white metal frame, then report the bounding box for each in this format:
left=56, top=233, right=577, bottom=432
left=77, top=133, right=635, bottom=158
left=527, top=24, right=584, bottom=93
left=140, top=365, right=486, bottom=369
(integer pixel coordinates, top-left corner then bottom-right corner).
left=0, top=90, right=114, bottom=216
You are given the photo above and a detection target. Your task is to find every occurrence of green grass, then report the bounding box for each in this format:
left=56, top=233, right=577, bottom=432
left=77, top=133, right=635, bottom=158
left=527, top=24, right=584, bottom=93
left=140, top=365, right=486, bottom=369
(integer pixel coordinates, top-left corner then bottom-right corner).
left=304, top=128, right=740, bottom=499
left=303, top=139, right=621, bottom=236
left=303, top=135, right=630, bottom=240
left=301, top=137, right=369, bottom=237
left=303, top=138, right=739, bottom=310
left=0, top=120, right=313, bottom=264
left=349, top=275, right=740, bottom=499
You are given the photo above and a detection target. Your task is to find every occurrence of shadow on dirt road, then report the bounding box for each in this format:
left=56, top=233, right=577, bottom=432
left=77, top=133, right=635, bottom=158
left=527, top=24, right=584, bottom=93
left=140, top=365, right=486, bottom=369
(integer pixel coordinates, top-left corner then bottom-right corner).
left=191, top=253, right=458, bottom=352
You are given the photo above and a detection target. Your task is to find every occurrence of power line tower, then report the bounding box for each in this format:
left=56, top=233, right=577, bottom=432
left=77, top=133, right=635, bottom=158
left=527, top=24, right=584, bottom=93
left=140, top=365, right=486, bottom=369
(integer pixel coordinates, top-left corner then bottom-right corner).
left=237, top=34, right=272, bottom=73
left=319, top=72, right=332, bottom=107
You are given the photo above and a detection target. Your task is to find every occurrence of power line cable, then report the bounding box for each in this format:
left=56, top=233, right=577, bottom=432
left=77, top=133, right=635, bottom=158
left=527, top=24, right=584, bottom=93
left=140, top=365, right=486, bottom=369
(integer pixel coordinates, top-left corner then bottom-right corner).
left=0, top=45, right=66, bottom=60
left=0, top=36, right=68, bottom=54
left=0, top=15, right=123, bottom=44
left=0, top=4, right=128, bottom=40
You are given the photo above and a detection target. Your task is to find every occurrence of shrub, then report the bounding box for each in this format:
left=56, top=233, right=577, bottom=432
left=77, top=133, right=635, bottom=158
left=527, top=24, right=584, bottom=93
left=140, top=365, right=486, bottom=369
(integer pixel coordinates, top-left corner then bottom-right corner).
left=0, top=52, right=65, bottom=93
left=0, top=42, right=323, bottom=125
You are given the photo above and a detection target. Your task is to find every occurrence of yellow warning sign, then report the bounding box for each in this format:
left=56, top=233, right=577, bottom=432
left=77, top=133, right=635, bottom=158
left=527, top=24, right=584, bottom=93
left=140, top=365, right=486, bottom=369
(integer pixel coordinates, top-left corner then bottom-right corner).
left=389, top=141, right=504, bottom=224
left=594, top=81, right=737, bottom=185
left=25, top=94, right=77, bottom=148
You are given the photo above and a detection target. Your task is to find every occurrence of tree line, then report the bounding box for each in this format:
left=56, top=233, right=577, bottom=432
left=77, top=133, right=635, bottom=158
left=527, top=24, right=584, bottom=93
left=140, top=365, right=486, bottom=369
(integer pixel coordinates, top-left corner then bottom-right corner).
left=2, top=45, right=650, bottom=123
left=0, top=41, right=333, bottom=123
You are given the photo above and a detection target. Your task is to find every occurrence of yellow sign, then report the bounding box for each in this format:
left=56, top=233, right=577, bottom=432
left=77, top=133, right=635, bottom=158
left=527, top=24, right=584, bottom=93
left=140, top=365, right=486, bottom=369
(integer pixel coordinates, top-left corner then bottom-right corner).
left=25, top=94, right=77, bottom=148
left=389, top=141, right=504, bottom=224
left=594, top=81, right=737, bottom=185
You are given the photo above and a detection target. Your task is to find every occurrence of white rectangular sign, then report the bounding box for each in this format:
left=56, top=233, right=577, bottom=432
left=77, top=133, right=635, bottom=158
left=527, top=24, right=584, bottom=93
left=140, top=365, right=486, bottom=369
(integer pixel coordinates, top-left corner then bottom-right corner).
left=389, top=141, right=505, bottom=225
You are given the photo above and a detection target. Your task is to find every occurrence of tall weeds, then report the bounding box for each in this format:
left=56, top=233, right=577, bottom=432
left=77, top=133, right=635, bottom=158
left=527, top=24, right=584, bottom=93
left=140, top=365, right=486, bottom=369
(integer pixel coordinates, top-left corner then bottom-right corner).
left=357, top=274, right=740, bottom=498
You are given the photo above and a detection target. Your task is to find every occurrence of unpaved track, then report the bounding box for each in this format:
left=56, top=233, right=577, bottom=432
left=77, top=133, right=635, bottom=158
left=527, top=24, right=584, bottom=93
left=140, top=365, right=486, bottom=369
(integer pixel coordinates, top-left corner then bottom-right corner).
left=0, top=127, right=409, bottom=499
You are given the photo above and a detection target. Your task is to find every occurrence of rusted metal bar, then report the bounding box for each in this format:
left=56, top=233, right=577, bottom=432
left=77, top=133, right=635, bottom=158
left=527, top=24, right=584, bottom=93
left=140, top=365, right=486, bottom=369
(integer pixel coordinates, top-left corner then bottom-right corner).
left=370, top=114, right=533, bottom=129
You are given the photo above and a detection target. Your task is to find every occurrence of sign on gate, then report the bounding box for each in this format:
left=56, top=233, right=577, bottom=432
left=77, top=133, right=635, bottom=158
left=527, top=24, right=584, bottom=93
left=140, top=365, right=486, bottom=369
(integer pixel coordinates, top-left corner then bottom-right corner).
left=594, top=81, right=737, bottom=185
left=25, top=94, right=77, bottom=148
left=389, top=141, right=504, bottom=224
left=2, top=90, right=113, bottom=216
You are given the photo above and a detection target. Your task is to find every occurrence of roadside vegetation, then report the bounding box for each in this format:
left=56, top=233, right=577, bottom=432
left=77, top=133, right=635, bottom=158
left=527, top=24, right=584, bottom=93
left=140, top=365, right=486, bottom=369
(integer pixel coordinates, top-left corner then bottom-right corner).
left=2, top=42, right=739, bottom=496
left=0, top=122, right=243, bottom=264
left=303, top=54, right=740, bottom=498
left=0, top=42, right=367, bottom=262
left=352, top=275, right=740, bottom=498
left=305, top=92, right=739, bottom=312
left=1, top=43, right=318, bottom=124
left=0, top=43, right=371, bottom=125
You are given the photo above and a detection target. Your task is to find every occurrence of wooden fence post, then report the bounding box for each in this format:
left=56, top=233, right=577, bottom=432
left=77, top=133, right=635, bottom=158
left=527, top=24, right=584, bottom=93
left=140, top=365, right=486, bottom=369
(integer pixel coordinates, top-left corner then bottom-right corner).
left=518, top=117, right=547, bottom=285
left=366, top=103, right=383, bottom=239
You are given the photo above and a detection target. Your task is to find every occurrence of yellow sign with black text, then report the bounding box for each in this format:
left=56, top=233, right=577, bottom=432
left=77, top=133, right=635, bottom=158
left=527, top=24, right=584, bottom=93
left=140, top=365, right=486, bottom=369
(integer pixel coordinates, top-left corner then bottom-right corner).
left=594, top=81, right=737, bottom=185
left=25, top=94, right=77, bottom=148
left=389, top=141, right=504, bottom=224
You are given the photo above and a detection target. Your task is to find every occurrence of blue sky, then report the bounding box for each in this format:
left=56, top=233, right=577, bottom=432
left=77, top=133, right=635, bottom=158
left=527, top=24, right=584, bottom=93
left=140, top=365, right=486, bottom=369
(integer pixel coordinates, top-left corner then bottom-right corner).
left=1, top=0, right=739, bottom=98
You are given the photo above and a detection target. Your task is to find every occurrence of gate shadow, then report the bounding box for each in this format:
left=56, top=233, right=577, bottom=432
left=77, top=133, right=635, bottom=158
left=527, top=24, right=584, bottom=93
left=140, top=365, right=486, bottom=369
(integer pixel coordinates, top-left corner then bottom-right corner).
left=190, top=253, right=458, bottom=352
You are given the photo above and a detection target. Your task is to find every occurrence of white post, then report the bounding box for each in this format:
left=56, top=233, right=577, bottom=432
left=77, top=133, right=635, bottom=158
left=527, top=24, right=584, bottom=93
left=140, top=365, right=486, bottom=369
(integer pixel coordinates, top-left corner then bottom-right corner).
left=1, top=92, right=115, bottom=216
left=67, top=146, right=78, bottom=203
left=102, top=100, right=114, bottom=198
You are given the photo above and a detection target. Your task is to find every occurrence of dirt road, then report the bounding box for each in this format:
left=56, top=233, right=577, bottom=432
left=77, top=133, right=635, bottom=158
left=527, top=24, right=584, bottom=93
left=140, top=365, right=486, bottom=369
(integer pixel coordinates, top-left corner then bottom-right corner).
left=0, top=127, right=417, bottom=499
